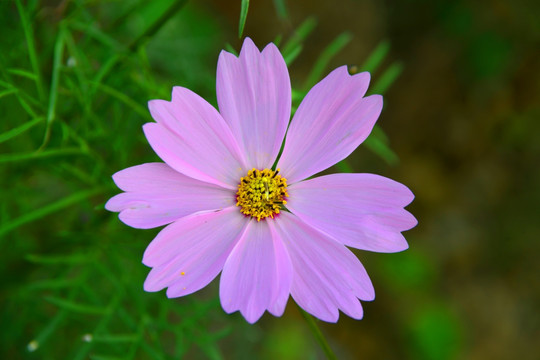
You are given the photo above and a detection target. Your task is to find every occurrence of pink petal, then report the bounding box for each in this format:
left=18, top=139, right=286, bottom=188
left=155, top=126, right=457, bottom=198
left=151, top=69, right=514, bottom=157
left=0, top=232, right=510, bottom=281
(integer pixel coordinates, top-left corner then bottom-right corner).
left=142, top=207, right=247, bottom=297
left=145, top=87, right=247, bottom=189
left=270, top=213, right=375, bottom=322
left=219, top=219, right=292, bottom=323
left=217, top=37, right=291, bottom=169
left=277, top=67, right=382, bottom=183
left=105, top=163, right=235, bottom=229
left=287, top=173, right=417, bottom=252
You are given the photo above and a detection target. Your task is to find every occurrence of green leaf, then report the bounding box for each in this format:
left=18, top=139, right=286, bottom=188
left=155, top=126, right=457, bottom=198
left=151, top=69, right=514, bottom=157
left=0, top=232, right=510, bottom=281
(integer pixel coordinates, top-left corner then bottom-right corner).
left=91, top=82, right=150, bottom=120
left=238, top=0, right=250, bottom=38
left=25, top=253, right=93, bottom=265
left=0, top=116, right=44, bottom=144
left=361, top=40, right=390, bottom=73
left=303, top=32, right=352, bottom=91
left=44, top=296, right=108, bottom=315
left=15, top=0, right=45, bottom=101
left=0, top=187, right=104, bottom=238
left=364, top=125, right=399, bottom=165
left=273, top=0, right=289, bottom=20
left=0, top=148, right=83, bottom=163
left=7, top=68, right=38, bottom=81
left=281, top=17, right=317, bottom=60
left=371, top=61, right=403, bottom=95
left=40, top=23, right=67, bottom=150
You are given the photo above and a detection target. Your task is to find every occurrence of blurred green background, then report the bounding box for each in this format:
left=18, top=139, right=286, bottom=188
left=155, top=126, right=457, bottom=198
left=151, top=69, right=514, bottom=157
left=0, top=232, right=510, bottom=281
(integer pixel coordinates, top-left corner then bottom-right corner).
left=1, top=0, right=539, bottom=359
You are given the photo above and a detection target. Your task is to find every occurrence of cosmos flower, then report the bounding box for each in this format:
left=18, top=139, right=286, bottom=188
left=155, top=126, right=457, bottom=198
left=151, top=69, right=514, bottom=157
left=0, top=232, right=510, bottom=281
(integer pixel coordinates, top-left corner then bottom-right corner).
left=106, top=38, right=416, bottom=323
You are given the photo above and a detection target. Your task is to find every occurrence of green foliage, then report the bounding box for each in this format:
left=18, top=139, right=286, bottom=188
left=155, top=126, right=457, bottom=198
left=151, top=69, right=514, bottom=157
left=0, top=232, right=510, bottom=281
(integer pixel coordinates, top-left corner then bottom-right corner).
left=1, top=0, right=405, bottom=358
left=238, top=0, right=250, bottom=38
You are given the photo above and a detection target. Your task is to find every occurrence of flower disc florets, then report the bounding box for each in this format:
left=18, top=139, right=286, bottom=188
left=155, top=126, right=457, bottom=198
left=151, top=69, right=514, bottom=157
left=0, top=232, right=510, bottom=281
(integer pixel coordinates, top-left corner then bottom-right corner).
left=236, top=168, right=288, bottom=221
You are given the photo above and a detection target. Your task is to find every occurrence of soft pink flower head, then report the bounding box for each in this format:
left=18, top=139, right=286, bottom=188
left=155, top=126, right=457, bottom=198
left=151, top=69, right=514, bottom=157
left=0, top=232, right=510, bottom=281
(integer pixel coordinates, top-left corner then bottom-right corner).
left=106, top=38, right=416, bottom=323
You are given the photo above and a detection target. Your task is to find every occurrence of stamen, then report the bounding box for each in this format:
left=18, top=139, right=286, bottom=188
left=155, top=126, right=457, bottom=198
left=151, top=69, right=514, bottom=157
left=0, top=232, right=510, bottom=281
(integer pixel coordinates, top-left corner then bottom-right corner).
left=236, top=168, right=288, bottom=221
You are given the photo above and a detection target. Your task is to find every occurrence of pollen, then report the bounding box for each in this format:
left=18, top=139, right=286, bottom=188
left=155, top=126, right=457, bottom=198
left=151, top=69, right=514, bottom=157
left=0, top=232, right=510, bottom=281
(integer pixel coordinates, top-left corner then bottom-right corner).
left=236, top=168, right=288, bottom=221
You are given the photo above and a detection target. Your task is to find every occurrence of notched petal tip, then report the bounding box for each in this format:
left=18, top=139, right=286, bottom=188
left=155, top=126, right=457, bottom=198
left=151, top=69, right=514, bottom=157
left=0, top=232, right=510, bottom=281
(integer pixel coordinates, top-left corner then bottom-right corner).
left=239, top=36, right=258, bottom=54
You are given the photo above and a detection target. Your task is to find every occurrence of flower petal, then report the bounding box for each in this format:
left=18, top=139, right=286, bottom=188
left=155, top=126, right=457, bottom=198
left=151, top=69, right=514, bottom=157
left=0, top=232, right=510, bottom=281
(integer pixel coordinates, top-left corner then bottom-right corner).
left=270, top=212, right=375, bottom=322
left=277, top=67, right=382, bottom=183
left=105, top=163, right=235, bottom=229
left=217, top=37, right=291, bottom=169
left=142, top=207, right=247, bottom=297
left=287, top=173, right=416, bottom=252
left=145, top=87, right=247, bottom=189
left=219, top=219, right=292, bottom=323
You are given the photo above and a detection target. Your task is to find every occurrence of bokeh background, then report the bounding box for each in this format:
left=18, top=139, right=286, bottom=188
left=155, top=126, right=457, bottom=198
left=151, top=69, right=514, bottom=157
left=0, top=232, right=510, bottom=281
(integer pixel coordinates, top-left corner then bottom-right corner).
left=1, top=0, right=539, bottom=359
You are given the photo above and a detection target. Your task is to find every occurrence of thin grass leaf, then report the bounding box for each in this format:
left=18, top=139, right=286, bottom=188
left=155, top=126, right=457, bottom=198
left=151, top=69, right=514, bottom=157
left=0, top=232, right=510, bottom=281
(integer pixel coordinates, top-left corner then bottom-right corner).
left=127, top=0, right=188, bottom=52
left=281, top=17, right=317, bottom=58
left=15, top=0, right=45, bottom=101
left=0, top=116, right=44, bottom=144
left=45, top=296, right=108, bottom=315
left=238, top=0, right=250, bottom=38
left=26, top=310, right=67, bottom=353
left=303, top=32, right=352, bottom=91
left=26, top=252, right=93, bottom=265
left=92, top=334, right=139, bottom=343
left=0, top=187, right=105, bottom=238
left=364, top=125, right=399, bottom=165
left=371, top=61, right=403, bottom=95
left=224, top=43, right=238, bottom=56
left=69, top=20, right=121, bottom=50
left=0, top=148, right=83, bottom=164
left=91, top=82, right=149, bottom=120
left=72, top=294, right=124, bottom=360
left=361, top=40, right=390, bottom=73
left=90, top=54, right=121, bottom=97
left=25, top=278, right=76, bottom=290
left=88, top=355, right=125, bottom=360
left=283, top=44, right=303, bottom=66
left=7, top=68, right=38, bottom=81
left=14, top=91, right=39, bottom=118
left=335, top=160, right=354, bottom=173
left=40, top=24, right=66, bottom=150
left=273, top=0, right=289, bottom=20
left=64, top=31, right=90, bottom=108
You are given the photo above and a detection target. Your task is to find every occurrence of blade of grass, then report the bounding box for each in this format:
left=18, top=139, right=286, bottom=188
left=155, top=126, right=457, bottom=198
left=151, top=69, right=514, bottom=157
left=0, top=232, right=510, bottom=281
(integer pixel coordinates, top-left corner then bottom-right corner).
left=127, top=0, right=188, bottom=52
left=0, top=186, right=105, bottom=238
left=283, top=44, right=303, bottom=66
left=273, top=0, right=289, bottom=20
left=361, top=40, right=390, bottom=73
left=0, top=148, right=83, bottom=163
left=297, top=306, right=337, bottom=360
left=7, top=68, right=38, bottom=81
left=364, top=125, right=399, bottom=165
left=281, top=17, right=317, bottom=58
left=303, top=32, right=352, bottom=91
left=0, top=116, right=44, bottom=144
left=40, top=24, right=66, bottom=151
left=370, top=62, right=403, bottom=95
left=224, top=43, right=238, bottom=56
left=14, top=91, right=39, bottom=118
left=44, top=296, right=108, bottom=315
left=335, top=160, right=354, bottom=173
left=238, top=0, right=250, bottom=38
left=91, top=82, right=149, bottom=120
left=15, top=0, right=45, bottom=101
left=26, top=252, right=94, bottom=265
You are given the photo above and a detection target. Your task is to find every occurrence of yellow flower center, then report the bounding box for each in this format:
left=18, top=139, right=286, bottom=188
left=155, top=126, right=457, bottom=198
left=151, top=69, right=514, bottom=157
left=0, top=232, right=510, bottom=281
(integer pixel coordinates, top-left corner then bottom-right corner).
left=236, top=168, right=288, bottom=221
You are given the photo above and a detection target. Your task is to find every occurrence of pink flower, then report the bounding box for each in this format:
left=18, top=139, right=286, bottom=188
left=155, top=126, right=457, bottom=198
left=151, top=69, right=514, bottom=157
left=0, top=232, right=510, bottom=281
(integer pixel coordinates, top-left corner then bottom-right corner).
left=106, top=38, right=416, bottom=323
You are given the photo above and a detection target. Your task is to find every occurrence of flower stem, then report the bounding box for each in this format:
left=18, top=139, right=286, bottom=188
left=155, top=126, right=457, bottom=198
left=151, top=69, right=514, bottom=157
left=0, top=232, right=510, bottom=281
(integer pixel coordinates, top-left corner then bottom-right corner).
left=297, top=305, right=338, bottom=360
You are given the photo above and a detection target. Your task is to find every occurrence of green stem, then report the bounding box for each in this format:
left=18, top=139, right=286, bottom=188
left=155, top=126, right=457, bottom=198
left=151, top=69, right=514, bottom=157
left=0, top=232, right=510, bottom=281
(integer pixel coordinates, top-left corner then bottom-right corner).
left=297, top=305, right=338, bottom=360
